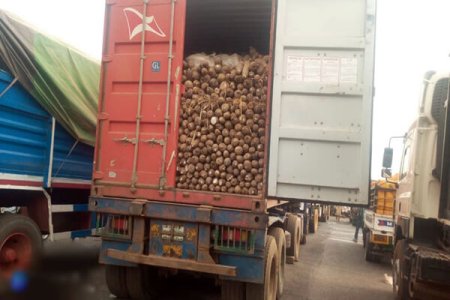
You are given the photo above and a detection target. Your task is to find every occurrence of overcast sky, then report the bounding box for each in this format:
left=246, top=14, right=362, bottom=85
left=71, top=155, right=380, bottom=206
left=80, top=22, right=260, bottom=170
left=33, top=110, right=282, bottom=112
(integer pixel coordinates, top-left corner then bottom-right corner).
left=1, top=0, right=450, bottom=179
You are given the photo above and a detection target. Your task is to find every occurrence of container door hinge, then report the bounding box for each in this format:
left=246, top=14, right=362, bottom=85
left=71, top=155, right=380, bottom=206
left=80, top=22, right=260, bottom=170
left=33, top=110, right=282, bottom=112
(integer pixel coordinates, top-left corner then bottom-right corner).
left=114, top=136, right=137, bottom=144
left=143, top=138, right=165, bottom=146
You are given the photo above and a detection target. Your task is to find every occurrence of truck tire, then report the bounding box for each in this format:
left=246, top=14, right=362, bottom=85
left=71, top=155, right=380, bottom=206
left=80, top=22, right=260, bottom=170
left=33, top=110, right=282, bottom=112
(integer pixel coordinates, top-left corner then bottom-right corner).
left=246, top=236, right=278, bottom=300
left=221, top=280, right=245, bottom=300
left=309, top=213, right=318, bottom=234
left=286, top=214, right=301, bottom=261
left=300, top=233, right=306, bottom=245
left=0, top=214, right=42, bottom=279
left=105, top=265, right=129, bottom=298
left=393, top=240, right=410, bottom=300
left=126, top=266, right=159, bottom=299
left=268, top=227, right=286, bottom=298
left=364, top=233, right=374, bottom=262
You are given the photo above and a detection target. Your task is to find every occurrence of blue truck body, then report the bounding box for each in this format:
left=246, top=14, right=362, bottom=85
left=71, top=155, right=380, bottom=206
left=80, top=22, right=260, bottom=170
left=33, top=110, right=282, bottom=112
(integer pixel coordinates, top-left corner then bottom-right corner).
left=0, top=69, right=93, bottom=185
left=0, top=69, right=94, bottom=239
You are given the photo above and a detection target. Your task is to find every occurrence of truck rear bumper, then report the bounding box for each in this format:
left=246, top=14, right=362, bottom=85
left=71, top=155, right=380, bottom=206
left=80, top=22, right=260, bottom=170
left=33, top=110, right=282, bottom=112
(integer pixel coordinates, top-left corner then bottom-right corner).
left=90, top=196, right=266, bottom=283
left=106, top=248, right=236, bottom=276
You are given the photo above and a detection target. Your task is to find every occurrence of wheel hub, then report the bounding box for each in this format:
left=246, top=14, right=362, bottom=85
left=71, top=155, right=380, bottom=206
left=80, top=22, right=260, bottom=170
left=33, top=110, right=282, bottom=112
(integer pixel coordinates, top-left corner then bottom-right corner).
left=0, top=233, right=32, bottom=278
left=1, top=247, right=17, bottom=262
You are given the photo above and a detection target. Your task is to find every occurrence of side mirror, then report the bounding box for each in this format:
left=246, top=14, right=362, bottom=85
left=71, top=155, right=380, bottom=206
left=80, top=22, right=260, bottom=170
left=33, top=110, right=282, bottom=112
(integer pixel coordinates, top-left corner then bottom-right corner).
left=382, top=147, right=393, bottom=168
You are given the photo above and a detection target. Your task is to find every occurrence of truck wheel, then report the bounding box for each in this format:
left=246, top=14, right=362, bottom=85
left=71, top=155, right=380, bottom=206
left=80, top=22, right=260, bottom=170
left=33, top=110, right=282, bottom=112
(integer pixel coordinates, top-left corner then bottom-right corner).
left=309, top=215, right=317, bottom=234
left=126, top=266, right=159, bottom=299
left=268, top=227, right=286, bottom=298
left=286, top=214, right=301, bottom=261
left=364, top=233, right=374, bottom=262
left=246, top=236, right=278, bottom=300
left=300, top=232, right=306, bottom=245
left=393, top=240, right=410, bottom=300
left=105, top=265, right=129, bottom=298
left=221, top=280, right=245, bottom=300
left=363, top=229, right=367, bottom=248
left=0, top=214, right=42, bottom=279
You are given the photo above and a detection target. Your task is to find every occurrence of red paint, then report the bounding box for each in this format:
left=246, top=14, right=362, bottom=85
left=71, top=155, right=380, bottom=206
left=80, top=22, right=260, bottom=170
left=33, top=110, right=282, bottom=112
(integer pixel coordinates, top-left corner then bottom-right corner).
left=94, top=0, right=274, bottom=211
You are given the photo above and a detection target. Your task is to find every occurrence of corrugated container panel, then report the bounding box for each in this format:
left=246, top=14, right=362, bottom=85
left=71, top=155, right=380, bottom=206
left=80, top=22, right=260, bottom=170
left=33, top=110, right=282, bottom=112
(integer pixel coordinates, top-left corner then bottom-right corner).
left=0, top=69, right=93, bottom=185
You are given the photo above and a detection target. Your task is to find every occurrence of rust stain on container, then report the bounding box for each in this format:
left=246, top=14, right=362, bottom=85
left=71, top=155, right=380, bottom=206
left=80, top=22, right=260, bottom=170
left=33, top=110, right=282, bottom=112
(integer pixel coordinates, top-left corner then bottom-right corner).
left=185, top=228, right=197, bottom=241
left=163, top=245, right=183, bottom=258
left=150, top=224, right=160, bottom=237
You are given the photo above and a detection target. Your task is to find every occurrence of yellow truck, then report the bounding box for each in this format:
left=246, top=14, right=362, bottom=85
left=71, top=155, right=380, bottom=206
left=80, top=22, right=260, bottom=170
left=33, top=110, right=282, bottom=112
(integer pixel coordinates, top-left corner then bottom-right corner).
left=363, top=180, right=396, bottom=262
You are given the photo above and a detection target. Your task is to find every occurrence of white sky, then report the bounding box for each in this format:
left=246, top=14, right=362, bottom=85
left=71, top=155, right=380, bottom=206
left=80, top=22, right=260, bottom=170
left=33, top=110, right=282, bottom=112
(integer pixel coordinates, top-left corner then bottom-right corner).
left=1, top=0, right=450, bottom=179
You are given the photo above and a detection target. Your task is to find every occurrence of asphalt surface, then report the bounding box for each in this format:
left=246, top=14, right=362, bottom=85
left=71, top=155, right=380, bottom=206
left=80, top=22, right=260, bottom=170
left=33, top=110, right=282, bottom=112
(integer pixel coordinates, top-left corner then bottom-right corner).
left=2, top=218, right=393, bottom=300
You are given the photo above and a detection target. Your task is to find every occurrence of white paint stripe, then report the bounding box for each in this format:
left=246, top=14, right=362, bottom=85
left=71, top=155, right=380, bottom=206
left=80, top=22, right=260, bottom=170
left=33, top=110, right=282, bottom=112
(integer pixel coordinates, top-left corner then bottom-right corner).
left=51, top=205, right=75, bottom=213
left=52, top=178, right=91, bottom=185
left=0, top=185, right=43, bottom=191
left=0, top=173, right=43, bottom=182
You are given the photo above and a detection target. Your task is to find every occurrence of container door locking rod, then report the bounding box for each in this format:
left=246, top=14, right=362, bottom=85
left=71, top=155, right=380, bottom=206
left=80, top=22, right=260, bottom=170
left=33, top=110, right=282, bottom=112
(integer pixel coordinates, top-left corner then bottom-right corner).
left=130, top=0, right=149, bottom=192
left=159, top=0, right=176, bottom=190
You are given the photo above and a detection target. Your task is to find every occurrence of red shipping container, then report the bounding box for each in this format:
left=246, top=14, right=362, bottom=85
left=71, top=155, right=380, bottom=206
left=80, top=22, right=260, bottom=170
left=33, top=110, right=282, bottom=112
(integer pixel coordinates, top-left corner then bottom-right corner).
left=93, top=0, right=268, bottom=211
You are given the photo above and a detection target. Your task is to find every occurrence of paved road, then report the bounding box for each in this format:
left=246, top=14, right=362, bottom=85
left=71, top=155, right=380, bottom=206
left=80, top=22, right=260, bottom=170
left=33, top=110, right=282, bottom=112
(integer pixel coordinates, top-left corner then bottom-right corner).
left=283, top=219, right=393, bottom=300
left=2, top=219, right=393, bottom=300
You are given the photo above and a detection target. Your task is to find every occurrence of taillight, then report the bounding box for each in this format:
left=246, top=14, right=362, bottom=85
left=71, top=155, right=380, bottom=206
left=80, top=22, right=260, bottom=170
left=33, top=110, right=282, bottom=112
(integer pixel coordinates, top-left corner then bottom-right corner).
left=96, top=214, right=132, bottom=239
left=213, top=225, right=255, bottom=254
left=222, top=228, right=248, bottom=242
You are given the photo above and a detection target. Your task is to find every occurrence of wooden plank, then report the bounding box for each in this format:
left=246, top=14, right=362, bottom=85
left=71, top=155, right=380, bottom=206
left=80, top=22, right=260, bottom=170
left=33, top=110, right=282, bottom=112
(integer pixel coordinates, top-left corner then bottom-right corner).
left=107, top=249, right=237, bottom=277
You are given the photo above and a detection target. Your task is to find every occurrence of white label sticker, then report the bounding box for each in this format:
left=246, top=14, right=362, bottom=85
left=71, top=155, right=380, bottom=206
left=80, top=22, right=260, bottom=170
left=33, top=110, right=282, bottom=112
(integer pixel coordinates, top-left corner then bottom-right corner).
left=108, top=171, right=117, bottom=178
left=321, top=57, right=340, bottom=85
left=303, top=57, right=322, bottom=82
left=286, top=56, right=304, bottom=82
left=340, top=58, right=358, bottom=84
left=162, top=225, right=172, bottom=233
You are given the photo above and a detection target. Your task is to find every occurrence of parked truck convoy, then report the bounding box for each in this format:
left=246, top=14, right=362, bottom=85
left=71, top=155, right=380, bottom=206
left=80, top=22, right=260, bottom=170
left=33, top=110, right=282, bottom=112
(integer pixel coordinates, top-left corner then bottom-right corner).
left=89, top=0, right=376, bottom=299
left=383, top=72, right=450, bottom=299
left=0, top=11, right=98, bottom=281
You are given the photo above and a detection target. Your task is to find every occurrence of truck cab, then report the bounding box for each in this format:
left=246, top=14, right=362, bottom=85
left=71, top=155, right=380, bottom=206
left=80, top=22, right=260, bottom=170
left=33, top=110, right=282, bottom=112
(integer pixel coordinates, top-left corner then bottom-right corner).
left=387, top=72, right=450, bottom=299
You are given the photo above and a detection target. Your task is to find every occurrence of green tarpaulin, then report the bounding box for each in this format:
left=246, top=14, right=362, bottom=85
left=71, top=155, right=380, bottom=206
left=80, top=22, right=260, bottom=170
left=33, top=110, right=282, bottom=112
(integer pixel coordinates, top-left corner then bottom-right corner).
left=0, top=10, right=99, bottom=146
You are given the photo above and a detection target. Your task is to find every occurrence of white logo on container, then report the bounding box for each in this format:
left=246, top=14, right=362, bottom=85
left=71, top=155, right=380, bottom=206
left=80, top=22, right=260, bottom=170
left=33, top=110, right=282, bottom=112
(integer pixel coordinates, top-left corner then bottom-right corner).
left=123, top=7, right=166, bottom=40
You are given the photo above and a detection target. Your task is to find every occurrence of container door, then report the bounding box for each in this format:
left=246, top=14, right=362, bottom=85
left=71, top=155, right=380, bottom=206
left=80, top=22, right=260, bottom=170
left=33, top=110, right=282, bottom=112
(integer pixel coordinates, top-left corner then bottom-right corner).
left=94, top=0, right=186, bottom=194
left=267, top=0, right=376, bottom=205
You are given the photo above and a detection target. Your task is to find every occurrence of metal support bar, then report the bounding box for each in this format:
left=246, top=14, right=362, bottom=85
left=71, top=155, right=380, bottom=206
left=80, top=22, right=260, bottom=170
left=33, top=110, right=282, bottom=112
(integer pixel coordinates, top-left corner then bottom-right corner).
left=0, top=77, right=18, bottom=99
left=46, top=117, right=56, bottom=188
left=198, top=223, right=215, bottom=264
left=42, top=189, right=54, bottom=242
left=53, top=140, right=79, bottom=177
left=107, top=249, right=237, bottom=276
left=130, top=217, right=146, bottom=254
left=130, top=0, right=149, bottom=192
left=159, top=0, right=176, bottom=189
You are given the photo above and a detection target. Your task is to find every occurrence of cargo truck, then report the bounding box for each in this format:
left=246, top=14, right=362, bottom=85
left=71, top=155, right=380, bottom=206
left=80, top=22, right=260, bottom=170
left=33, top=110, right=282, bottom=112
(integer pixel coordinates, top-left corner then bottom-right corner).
left=0, top=11, right=97, bottom=282
left=363, top=180, right=396, bottom=262
left=89, top=0, right=376, bottom=299
left=383, top=72, right=450, bottom=299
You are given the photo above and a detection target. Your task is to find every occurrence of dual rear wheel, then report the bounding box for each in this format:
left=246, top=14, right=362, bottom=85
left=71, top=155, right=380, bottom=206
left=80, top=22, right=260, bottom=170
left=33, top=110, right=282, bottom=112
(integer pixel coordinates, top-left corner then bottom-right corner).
left=222, top=235, right=279, bottom=300
left=108, top=217, right=301, bottom=300
left=106, top=265, right=161, bottom=299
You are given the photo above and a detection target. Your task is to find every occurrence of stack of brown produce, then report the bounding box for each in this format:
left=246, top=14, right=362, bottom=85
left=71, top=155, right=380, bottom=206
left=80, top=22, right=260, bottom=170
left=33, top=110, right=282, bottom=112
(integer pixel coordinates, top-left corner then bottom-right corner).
left=176, top=49, right=269, bottom=196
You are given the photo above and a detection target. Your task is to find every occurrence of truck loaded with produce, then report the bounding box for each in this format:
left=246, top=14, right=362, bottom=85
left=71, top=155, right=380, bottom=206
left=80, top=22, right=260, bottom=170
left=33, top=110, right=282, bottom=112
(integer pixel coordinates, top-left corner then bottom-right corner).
left=89, top=0, right=376, bottom=299
left=363, top=180, right=396, bottom=262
